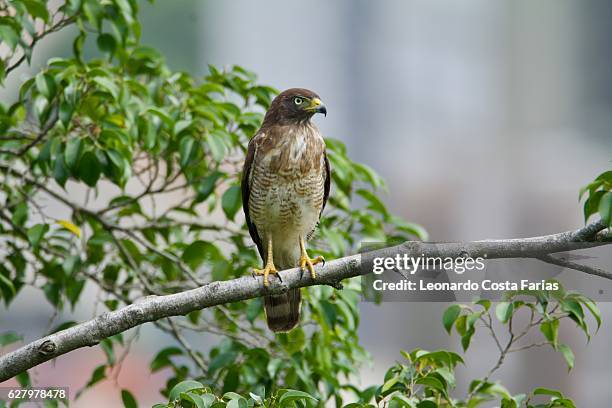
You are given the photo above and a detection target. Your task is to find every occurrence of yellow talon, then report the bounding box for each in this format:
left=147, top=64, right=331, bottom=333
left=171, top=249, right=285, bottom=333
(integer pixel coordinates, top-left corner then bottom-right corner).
left=253, top=263, right=278, bottom=287
left=300, top=254, right=324, bottom=279
left=299, top=236, right=323, bottom=279
left=254, top=235, right=278, bottom=287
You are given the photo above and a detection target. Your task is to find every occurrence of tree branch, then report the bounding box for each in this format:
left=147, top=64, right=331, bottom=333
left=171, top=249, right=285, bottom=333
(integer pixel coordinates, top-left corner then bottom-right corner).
left=3, top=15, right=76, bottom=77
left=0, top=221, right=610, bottom=382
left=537, top=253, right=612, bottom=280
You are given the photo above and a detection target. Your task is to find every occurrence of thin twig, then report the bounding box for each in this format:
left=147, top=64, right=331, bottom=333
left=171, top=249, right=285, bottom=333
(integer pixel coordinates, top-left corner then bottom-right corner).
left=538, top=254, right=612, bottom=280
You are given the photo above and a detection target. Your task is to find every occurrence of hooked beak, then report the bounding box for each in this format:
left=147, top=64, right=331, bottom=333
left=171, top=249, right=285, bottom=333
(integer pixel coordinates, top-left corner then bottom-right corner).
left=308, top=97, right=327, bottom=117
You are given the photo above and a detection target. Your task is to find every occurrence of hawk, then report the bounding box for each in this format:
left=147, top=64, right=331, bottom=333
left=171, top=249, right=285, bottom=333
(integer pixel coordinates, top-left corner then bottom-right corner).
left=241, top=88, right=330, bottom=332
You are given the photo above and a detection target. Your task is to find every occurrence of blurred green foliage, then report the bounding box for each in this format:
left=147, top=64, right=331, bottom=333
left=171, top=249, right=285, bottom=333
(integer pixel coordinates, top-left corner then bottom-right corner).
left=154, top=283, right=598, bottom=408
left=580, top=170, right=612, bottom=227
left=0, top=1, right=606, bottom=408
left=0, top=0, right=422, bottom=406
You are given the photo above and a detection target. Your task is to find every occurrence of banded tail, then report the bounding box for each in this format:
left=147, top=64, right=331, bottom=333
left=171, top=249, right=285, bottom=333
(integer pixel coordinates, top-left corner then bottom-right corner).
left=264, top=288, right=301, bottom=332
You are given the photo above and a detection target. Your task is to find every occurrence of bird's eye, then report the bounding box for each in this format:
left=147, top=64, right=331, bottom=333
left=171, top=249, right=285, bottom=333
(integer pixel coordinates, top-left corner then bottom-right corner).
left=293, top=97, right=304, bottom=105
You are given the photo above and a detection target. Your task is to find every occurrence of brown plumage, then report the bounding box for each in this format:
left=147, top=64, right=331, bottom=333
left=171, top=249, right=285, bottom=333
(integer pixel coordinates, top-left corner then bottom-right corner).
left=241, top=88, right=330, bottom=332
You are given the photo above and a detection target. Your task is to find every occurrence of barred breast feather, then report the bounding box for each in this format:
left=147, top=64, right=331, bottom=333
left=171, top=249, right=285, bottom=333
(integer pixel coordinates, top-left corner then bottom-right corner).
left=241, top=121, right=330, bottom=332
left=246, top=123, right=327, bottom=268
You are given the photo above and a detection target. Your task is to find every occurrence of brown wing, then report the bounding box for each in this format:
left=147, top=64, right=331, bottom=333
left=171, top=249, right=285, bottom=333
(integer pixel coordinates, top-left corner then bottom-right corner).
left=307, top=150, right=331, bottom=241
left=241, top=136, right=264, bottom=260
left=320, top=151, right=331, bottom=218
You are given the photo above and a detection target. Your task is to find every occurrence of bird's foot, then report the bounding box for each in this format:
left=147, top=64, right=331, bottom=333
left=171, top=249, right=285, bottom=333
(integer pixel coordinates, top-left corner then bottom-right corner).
left=253, top=263, right=278, bottom=287
left=299, top=254, right=324, bottom=279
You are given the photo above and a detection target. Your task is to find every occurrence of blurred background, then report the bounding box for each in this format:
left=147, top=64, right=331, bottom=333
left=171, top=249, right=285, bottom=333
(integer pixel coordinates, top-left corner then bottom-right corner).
left=1, top=0, right=611, bottom=406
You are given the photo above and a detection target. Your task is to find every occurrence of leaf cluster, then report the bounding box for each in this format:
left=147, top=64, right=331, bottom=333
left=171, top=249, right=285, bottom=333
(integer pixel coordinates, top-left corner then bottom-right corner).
left=580, top=170, right=612, bottom=226
left=0, top=0, right=423, bottom=406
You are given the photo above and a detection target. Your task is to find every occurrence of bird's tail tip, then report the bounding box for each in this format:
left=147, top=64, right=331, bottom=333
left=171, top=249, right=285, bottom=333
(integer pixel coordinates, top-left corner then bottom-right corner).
left=264, top=288, right=301, bottom=332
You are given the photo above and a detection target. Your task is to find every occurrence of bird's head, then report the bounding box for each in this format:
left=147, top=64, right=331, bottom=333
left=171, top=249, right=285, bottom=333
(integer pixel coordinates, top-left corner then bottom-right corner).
left=263, top=88, right=327, bottom=126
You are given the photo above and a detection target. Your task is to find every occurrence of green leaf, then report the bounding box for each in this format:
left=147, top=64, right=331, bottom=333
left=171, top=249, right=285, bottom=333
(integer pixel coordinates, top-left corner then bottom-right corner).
left=0, top=25, right=20, bottom=51
left=437, top=367, right=456, bottom=388
left=21, top=0, right=50, bottom=22
left=207, top=130, right=227, bottom=162
left=560, top=299, right=584, bottom=325
left=0, top=273, right=16, bottom=302
left=53, top=154, right=69, bottom=187
left=416, top=402, right=437, bottom=408
left=35, top=72, right=56, bottom=99
left=353, top=161, right=384, bottom=188
left=16, top=371, right=30, bottom=387
left=182, top=240, right=222, bottom=270
left=319, top=299, right=337, bottom=328
left=179, top=136, right=195, bottom=168
left=37, top=137, right=54, bottom=165
left=42, top=282, right=61, bottom=307
left=595, top=170, right=612, bottom=183
left=467, top=312, right=481, bottom=332
left=139, top=118, right=156, bottom=149
left=100, top=338, right=115, bottom=365
left=461, top=329, right=475, bottom=352
left=583, top=190, right=605, bottom=222
left=558, top=344, right=574, bottom=370
left=81, top=364, right=107, bottom=392
left=455, top=314, right=467, bottom=336
left=249, top=393, right=263, bottom=407
left=105, top=149, right=131, bottom=185
left=476, top=299, right=491, bottom=310
left=196, top=171, right=223, bottom=202
left=121, top=389, right=138, bottom=408
left=416, top=350, right=464, bottom=368
left=380, top=376, right=400, bottom=394
left=393, top=218, right=429, bottom=240
left=227, top=398, right=248, bottom=408
left=598, top=191, right=612, bottom=226
left=174, top=119, right=193, bottom=136
left=11, top=202, right=27, bottom=226
left=223, top=392, right=243, bottom=401
left=580, top=297, right=601, bottom=330
left=34, top=94, right=49, bottom=123
left=169, top=380, right=204, bottom=402
left=356, top=189, right=389, bottom=218
left=27, top=223, right=49, bottom=248
left=533, top=387, right=563, bottom=398
left=73, top=32, right=85, bottom=60
left=539, top=319, right=559, bottom=348
left=442, top=305, right=461, bottom=334
left=208, top=351, right=237, bottom=375
left=415, top=376, right=448, bottom=397
left=66, top=279, right=85, bottom=308
left=278, top=389, right=317, bottom=405
left=64, top=138, right=82, bottom=169
left=150, top=347, right=183, bottom=372
left=147, top=107, right=174, bottom=128
left=221, top=185, right=242, bottom=220
left=93, top=77, right=120, bottom=100
left=97, top=33, right=117, bottom=56
left=181, top=392, right=206, bottom=408
left=495, top=302, right=514, bottom=323
left=201, top=394, right=216, bottom=408
left=0, top=331, right=22, bottom=346
left=77, top=151, right=101, bottom=187
left=246, top=297, right=263, bottom=323
left=59, top=101, right=73, bottom=128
